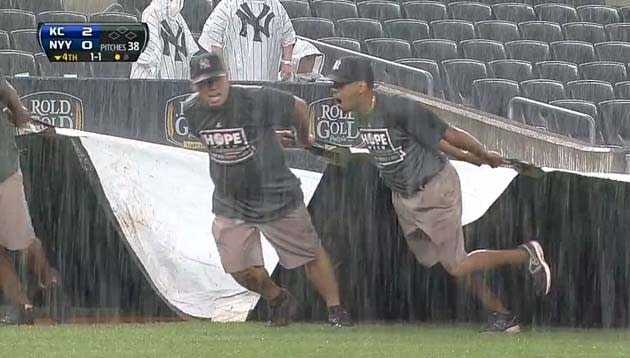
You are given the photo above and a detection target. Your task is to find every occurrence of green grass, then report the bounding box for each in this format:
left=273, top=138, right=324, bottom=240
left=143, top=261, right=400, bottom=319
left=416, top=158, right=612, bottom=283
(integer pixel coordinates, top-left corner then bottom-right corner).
left=0, top=322, right=629, bottom=358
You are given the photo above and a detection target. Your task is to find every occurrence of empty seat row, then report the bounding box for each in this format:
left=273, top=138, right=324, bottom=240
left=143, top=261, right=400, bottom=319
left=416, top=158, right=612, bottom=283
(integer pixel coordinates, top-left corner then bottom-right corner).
left=337, top=35, right=630, bottom=65
left=295, top=16, right=630, bottom=48
left=283, top=0, right=630, bottom=26
left=0, top=9, right=138, bottom=32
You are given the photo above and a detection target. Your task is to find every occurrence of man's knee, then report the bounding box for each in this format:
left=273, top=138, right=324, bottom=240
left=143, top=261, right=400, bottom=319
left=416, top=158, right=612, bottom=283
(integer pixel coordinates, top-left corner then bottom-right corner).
left=443, top=260, right=466, bottom=277
left=231, top=266, right=268, bottom=292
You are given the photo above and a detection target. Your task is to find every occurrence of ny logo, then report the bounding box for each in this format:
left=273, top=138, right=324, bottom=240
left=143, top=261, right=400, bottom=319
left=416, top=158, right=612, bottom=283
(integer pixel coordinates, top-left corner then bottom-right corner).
left=199, top=58, right=211, bottom=70
left=332, top=60, right=341, bottom=71
left=160, top=20, right=188, bottom=61
left=236, top=3, right=275, bottom=42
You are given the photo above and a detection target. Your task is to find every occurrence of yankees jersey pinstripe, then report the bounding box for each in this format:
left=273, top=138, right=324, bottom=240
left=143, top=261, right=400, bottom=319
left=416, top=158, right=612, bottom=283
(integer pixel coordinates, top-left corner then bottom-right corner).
left=130, top=0, right=199, bottom=80
left=198, top=0, right=296, bottom=81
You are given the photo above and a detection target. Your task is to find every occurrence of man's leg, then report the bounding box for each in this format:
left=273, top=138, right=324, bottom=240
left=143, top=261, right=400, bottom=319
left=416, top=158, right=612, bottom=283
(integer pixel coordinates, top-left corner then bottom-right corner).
left=259, top=205, right=351, bottom=326
left=24, top=238, right=60, bottom=287
left=445, top=249, right=529, bottom=277
left=0, top=248, right=29, bottom=306
left=230, top=266, right=283, bottom=303
left=304, top=246, right=340, bottom=307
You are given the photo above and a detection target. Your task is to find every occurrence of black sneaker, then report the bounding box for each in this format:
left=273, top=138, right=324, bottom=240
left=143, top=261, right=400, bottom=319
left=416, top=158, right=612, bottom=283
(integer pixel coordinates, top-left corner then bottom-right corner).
left=0, top=304, right=34, bottom=326
left=268, top=289, right=296, bottom=327
left=483, top=311, right=521, bottom=334
left=520, top=241, right=551, bottom=296
left=328, top=305, right=353, bottom=327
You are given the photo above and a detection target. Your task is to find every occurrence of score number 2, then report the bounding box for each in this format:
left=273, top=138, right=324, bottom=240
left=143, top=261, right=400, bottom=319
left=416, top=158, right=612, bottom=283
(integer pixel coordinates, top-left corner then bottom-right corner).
left=81, top=27, right=93, bottom=50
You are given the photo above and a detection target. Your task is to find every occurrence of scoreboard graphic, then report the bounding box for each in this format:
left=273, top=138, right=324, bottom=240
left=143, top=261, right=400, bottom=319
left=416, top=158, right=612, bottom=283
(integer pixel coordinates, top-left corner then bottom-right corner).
left=38, top=23, right=149, bottom=62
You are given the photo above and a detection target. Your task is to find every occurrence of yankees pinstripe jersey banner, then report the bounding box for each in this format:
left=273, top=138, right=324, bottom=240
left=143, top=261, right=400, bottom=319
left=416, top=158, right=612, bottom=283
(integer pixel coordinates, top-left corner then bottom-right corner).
left=131, top=0, right=199, bottom=80
left=199, top=0, right=296, bottom=81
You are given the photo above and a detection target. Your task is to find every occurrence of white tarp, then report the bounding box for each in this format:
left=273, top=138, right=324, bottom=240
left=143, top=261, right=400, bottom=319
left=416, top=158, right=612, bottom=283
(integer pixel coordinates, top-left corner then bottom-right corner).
left=53, top=129, right=630, bottom=320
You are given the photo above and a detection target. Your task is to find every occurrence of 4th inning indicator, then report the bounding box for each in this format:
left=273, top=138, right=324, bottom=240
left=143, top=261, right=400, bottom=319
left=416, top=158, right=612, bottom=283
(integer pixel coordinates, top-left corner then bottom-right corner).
left=38, top=23, right=149, bottom=62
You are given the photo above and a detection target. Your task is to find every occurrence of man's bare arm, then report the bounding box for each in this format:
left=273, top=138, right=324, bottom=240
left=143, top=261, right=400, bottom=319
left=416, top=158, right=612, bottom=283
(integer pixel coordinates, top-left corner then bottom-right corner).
left=0, top=81, right=29, bottom=126
left=442, top=126, right=507, bottom=167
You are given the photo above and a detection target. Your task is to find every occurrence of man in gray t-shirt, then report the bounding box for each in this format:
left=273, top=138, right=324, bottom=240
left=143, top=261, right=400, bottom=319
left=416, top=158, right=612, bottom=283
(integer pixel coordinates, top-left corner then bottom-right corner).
left=184, top=53, right=351, bottom=327
left=327, top=56, right=552, bottom=332
left=0, top=72, right=61, bottom=325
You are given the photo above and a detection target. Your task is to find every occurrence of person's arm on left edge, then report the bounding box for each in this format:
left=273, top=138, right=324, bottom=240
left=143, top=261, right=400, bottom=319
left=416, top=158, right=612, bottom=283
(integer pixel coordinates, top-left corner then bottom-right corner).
left=0, top=79, right=29, bottom=127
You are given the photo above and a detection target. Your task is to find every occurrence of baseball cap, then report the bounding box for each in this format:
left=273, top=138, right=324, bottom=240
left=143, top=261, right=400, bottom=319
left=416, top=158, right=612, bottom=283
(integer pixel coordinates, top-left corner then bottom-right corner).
left=327, top=56, right=374, bottom=86
left=190, top=53, right=227, bottom=84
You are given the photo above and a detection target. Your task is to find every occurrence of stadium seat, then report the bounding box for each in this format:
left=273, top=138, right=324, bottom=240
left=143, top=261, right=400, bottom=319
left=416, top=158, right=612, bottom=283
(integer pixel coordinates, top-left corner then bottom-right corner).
left=535, top=61, right=579, bottom=83
left=319, top=37, right=361, bottom=52
left=35, top=53, right=91, bottom=78
left=337, top=18, right=384, bottom=43
left=606, top=23, right=630, bottom=43
left=506, top=40, right=550, bottom=63
left=620, top=7, right=630, bottom=22
left=535, top=4, right=579, bottom=25
left=19, top=0, right=63, bottom=14
left=550, top=98, right=602, bottom=142
left=531, top=0, right=569, bottom=6
left=550, top=41, right=596, bottom=64
left=447, top=2, right=492, bottom=22
left=395, top=58, right=444, bottom=97
left=566, top=79, right=615, bottom=103
left=0, top=50, right=37, bottom=76
left=576, top=5, right=620, bottom=25
left=90, top=62, right=133, bottom=79
left=595, top=42, right=630, bottom=63
left=319, top=37, right=362, bottom=52
left=482, top=0, right=528, bottom=4
left=568, top=0, right=605, bottom=6
left=520, top=79, right=567, bottom=102
left=441, top=58, right=488, bottom=105
left=292, top=18, right=336, bottom=39
left=0, top=10, right=36, bottom=32
left=0, top=0, right=17, bottom=9
left=365, top=38, right=412, bottom=61
left=357, top=1, right=402, bottom=22
left=38, top=11, right=88, bottom=23
left=562, top=22, right=606, bottom=43
left=550, top=99, right=599, bottom=122
left=488, top=59, right=534, bottom=82
left=460, top=39, right=506, bottom=62
left=89, top=12, right=138, bottom=23
left=412, top=39, right=458, bottom=62
left=387, top=65, right=435, bottom=95
left=473, top=78, right=520, bottom=117
left=9, top=29, right=39, bottom=53
left=430, top=20, right=475, bottom=42
left=579, top=61, right=627, bottom=84
left=597, top=100, right=630, bottom=146
left=615, top=81, right=630, bottom=99
left=281, top=0, right=312, bottom=19
left=475, top=20, right=521, bottom=43
left=492, top=3, right=536, bottom=23
left=384, top=19, right=430, bottom=43
left=313, top=1, right=358, bottom=22
left=0, top=31, right=9, bottom=50
left=519, top=21, right=564, bottom=43
left=401, top=1, right=448, bottom=22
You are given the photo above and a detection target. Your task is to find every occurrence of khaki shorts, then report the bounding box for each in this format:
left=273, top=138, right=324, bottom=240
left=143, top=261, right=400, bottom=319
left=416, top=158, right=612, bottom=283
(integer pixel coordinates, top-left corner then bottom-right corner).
left=392, top=162, right=467, bottom=269
left=212, top=204, right=322, bottom=273
left=0, top=170, right=36, bottom=251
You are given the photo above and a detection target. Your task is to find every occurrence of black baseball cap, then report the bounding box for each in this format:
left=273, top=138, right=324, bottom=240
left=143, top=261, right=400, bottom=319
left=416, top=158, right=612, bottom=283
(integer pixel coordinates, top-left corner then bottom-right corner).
left=190, top=53, right=227, bottom=84
left=327, top=56, right=374, bottom=86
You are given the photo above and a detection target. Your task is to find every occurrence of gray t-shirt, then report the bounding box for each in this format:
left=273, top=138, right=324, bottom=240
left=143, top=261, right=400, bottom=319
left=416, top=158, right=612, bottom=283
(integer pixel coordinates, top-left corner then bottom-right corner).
left=356, top=88, right=449, bottom=194
left=183, top=85, right=303, bottom=223
left=0, top=71, right=19, bottom=184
